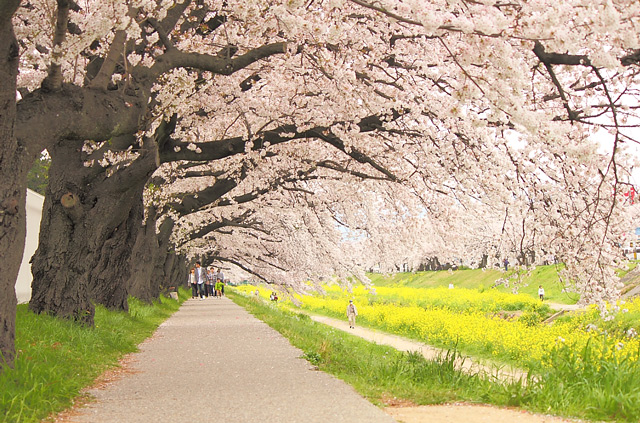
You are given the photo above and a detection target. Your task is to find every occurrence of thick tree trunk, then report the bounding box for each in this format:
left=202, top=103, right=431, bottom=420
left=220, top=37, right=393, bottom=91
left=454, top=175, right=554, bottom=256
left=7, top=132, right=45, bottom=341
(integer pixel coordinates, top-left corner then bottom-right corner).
left=89, top=189, right=144, bottom=310
left=127, top=211, right=161, bottom=303
left=0, top=19, right=21, bottom=368
left=128, top=213, right=175, bottom=302
left=163, top=251, right=181, bottom=289
left=169, top=254, right=188, bottom=291
left=150, top=218, right=176, bottom=295
left=30, top=139, right=96, bottom=324
left=29, top=141, right=155, bottom=324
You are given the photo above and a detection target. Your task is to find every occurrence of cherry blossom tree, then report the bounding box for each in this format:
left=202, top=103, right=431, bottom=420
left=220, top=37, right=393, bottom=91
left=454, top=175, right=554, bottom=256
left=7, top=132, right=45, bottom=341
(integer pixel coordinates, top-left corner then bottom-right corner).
left=0, top=0, right=638, bottom=368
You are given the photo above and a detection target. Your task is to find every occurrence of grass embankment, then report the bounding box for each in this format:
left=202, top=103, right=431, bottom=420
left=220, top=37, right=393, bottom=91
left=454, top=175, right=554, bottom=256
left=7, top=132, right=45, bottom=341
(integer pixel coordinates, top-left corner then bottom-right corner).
left=235, top=285, right=640, bottom=422
left=0, top=289, right=189, bottom=423
left=367, top=264, right=579, bottom=304
left=369, top=262, right=640, bottom=304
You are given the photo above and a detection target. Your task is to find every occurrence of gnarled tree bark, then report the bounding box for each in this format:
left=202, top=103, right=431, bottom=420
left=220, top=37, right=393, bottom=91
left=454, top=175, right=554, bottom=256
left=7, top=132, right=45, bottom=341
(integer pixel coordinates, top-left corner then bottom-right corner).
left=29, top=139, right=158, bottom=322
left=0, top=8, right=22, bottom=368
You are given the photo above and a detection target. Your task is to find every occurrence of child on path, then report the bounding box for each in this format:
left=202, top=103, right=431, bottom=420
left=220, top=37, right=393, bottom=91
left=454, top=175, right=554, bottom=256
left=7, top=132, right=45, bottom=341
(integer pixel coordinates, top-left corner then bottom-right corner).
left=538, top=285, right=545, bottom=301
left=346, top=300, right=358, bottom=329
left=215, top=279, right=223, bottom=298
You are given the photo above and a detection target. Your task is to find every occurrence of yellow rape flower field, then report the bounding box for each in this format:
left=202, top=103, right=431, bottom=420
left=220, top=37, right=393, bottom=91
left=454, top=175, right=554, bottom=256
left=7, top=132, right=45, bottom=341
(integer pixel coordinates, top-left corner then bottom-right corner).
left=236, top=284, right=640, bottom=371
left=237, top=275, right=640, bottom=421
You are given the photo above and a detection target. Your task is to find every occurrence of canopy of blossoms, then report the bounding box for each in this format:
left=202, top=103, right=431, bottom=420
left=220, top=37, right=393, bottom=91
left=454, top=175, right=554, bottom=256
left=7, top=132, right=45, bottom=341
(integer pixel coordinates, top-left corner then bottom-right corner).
left=12, top=0, right=640, bottom=305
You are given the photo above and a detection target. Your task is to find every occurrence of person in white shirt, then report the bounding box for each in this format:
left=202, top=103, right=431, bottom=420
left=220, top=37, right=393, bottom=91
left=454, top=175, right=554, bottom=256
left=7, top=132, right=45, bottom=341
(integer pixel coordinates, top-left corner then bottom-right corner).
left=195, top=262, right=205, bottom=300
left=538, top=285, right=545, bottom=301
left=346, top=300, right=358, bottom=329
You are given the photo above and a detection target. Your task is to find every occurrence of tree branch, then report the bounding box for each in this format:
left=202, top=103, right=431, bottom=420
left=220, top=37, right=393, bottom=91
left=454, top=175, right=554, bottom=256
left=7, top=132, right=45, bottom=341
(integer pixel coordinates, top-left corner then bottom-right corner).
left=147, top=42, right=287, bottom=79
left=147, top=17, right=175, bottom=51
left=533, top=41, right=591, bottom=67
left=178, top=213, right=267, bottom=247
left=162, top=113, right=401, bottom=182
left=88, top=30, right=127, bottom=90
left=170, top=176, right=243, bottom=215
left=41, top=0, right=70, bottom=92
left=205, top=255, right=271, bottom=283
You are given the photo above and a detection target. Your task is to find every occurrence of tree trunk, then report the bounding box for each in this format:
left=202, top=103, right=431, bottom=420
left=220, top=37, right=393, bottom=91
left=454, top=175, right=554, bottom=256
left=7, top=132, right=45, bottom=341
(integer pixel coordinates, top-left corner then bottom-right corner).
left=29, top=140, right=155, bottom=324
left=89, top=189, right=145, bottom=310
left=169, top=254, right=188, bottom=291
left=150, top=218, right=176, bottom=296
left=127, top=210, right=161, bottom=303
left=128, top=213, right=175, bottom=302
left=0, top=18, right=21, bottom=368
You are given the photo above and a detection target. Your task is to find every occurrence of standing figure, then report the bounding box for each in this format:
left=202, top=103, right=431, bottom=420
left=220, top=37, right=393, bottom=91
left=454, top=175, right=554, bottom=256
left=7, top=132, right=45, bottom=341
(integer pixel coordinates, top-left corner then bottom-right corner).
left=538, top=285, right=545, bottom=301
left=346, top=300, right=358, bottom=329
left=188, top=268, right=197, bottom=299
left=503, top=258, right=509, bottom=271
left=195, top=262, right=205, bottom=300
left=215, top=278, right=223, bottom=298
left=205, top=268, right=215, bottom=298
left=217, top=268, right=225, bottom=295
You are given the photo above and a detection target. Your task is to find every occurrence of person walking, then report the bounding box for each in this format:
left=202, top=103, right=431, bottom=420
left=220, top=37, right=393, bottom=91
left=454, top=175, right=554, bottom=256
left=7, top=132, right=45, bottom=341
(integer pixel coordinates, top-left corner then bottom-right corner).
left=538, top=285, right=545, bottom=301
left=346, top=300, right=358, bottom=329
left=206, top=268, right=215, bottom=297
left=188, top=268, right=197, bottom=299
left=195, top=262, right=205, bottom=300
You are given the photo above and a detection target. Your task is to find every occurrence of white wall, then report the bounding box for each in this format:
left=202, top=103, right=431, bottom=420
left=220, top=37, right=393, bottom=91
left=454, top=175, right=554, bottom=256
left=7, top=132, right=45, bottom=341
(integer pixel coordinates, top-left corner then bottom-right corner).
left=15, top=189, right=44, bottom=304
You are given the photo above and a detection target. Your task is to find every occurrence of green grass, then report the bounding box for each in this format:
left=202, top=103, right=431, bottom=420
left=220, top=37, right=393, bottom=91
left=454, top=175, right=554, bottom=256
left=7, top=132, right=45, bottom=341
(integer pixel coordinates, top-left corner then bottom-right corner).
left=0, top=289, right=189, bottom=423
left=367, top=264, right=579, bottom=304
left=230, top=288, right=640, bottom=422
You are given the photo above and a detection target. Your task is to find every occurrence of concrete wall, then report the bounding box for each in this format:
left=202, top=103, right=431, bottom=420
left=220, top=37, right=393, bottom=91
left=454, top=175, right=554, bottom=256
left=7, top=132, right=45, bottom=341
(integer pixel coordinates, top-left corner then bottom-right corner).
left=15, top=189, right=44, bottom=304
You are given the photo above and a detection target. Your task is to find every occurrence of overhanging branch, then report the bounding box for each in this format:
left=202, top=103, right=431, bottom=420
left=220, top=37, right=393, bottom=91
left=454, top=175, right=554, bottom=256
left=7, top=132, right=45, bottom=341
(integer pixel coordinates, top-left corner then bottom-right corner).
left=147, top=42, right=287, bottom=79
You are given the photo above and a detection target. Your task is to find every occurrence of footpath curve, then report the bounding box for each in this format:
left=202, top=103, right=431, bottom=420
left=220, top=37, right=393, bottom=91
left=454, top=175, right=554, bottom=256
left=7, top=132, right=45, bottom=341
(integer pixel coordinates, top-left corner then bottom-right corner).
left=55, top=297, right=396, bottom=423
left=308, top=314, right=526, bottom=382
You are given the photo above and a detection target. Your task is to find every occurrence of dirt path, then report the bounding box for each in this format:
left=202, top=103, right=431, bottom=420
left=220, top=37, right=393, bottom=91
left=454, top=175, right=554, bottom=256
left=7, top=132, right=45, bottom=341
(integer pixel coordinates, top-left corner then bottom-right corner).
left=306, top=314, right=581, bottom=423
left=546, top=302, right=581, bottom=311
left=308, top=314, right=526, bottom=382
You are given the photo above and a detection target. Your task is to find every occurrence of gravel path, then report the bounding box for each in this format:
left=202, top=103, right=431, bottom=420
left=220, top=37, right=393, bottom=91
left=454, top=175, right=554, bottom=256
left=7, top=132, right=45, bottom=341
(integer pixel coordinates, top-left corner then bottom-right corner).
left=60, top=297, right=397, bottom=423
left=308, top=314, right=526, bottom=382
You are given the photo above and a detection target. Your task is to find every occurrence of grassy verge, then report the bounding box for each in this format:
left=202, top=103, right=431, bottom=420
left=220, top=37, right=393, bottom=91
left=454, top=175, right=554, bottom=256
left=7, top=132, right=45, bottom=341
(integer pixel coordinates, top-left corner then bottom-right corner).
left=0, top=289, right=189, bottom=423
left=229, top=288, right=640, bottom=422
